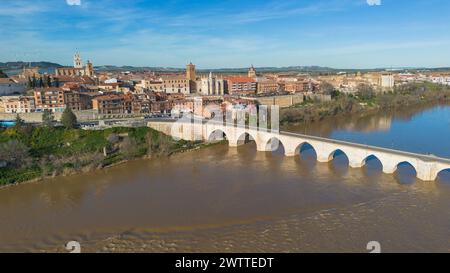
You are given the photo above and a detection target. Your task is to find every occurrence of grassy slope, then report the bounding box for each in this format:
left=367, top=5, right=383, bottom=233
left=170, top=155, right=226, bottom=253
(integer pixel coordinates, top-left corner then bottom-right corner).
left=0, top=126, right=195, bottom=185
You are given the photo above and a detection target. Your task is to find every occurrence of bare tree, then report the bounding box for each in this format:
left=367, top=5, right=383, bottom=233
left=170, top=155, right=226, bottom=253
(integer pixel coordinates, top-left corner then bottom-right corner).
left=356, top=83, right=375, bottom=100
left=0, top=140, right=30, bottom=168
left=120, top=137, right=138, bottom=159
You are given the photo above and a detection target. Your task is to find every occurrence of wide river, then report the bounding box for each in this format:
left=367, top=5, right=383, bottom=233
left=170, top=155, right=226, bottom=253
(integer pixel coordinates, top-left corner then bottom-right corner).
left=1, top=104, right=450, bottom=252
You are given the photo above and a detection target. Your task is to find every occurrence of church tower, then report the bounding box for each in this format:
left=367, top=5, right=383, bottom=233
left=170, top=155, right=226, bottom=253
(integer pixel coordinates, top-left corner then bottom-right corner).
left=74, top=52, right=82, bottom=69
left=85, top=60, right=94, bottom=77
left=248, top=65, right=257, bottom=78
left=186, top=62, right=196, bottom=81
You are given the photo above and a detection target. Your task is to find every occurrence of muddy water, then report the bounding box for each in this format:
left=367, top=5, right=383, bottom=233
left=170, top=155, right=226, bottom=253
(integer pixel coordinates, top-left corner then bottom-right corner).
left=0, top=105, right=450, bottom=252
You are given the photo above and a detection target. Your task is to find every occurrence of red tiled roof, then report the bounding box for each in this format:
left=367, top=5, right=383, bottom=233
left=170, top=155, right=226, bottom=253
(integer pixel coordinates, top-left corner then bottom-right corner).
left=55, top=75, right=96, bottom=84
left=0, top=78, right=15, bottom=84
left=93, top=94, right=124, bottom=101
left=225, top=76, right=255, bottom=83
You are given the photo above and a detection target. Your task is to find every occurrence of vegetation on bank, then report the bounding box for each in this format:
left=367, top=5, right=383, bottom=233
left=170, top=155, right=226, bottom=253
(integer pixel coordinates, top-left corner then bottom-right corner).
left=0, top=70, right=8, bottom=78
left=0, top=123, right=197, bottom=186
left=281, top=82, right=450, bottom=125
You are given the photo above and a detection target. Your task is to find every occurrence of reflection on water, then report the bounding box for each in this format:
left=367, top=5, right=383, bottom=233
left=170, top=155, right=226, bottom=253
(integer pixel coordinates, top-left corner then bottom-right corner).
left=0, top=104, right=449, bottom=252
left=285, top=104, right=450, bottom=158
left=0, top=142, right=449, bottom=252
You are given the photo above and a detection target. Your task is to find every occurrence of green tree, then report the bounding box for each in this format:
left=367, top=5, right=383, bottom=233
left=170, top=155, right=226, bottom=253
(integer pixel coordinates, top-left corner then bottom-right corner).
left=46, top=75, right=52, bottom=87
left=42, top=109, right=55, bottom=127
left=61, top=107, right=77, bottom=129
left=320, top=82, right=335, bottom=95
left=0, top=70, right=8, bottom=78
left=14, top=114, right=25, bottom=128
left=32, top=75, right=37, bottom=88
left=27, top=77, right=33, bottom=89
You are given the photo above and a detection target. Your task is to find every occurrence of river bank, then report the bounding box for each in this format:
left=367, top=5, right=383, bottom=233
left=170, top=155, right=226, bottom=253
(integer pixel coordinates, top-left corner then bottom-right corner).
left=0, top=140, right=225, bottom=190
left=280, top=82, right=450, bottom=126
left=1, top=104, right=450, bottom=252
left=0, top=125, right=218, bottom=187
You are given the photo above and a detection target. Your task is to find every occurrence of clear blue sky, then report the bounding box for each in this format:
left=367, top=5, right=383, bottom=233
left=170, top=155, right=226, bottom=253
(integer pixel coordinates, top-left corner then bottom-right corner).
left=1, top=0, right=450, bottom=69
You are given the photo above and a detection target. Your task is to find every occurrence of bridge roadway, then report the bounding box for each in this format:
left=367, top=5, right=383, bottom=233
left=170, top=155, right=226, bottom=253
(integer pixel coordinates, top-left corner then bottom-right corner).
left=148, top=120, right=450, bottom=182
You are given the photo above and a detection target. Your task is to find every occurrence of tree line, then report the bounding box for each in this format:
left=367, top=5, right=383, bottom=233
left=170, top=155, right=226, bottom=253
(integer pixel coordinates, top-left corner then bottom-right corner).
left=27, top=75, right=60, bottom=89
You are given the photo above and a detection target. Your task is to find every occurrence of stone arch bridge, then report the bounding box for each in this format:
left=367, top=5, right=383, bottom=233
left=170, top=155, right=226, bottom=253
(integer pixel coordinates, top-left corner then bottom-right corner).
left=148, top=120, right=450, bottom=182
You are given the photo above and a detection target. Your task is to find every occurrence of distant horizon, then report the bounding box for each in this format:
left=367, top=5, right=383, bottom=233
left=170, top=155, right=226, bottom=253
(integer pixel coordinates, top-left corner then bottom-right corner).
left=1, top=0, right=450, bottom=68
left=2, top=60, right=450, bottom=72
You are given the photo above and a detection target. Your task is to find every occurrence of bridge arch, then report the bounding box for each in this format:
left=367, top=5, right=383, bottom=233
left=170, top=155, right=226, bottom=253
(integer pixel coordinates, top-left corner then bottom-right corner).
left=435, top=168, right=450, bottom=182
left=208, top=129, right=228, bottom=142
left=295, top=142, right=318, bottom=160
left=327, top=149, right=350, bottom=162
left=394, top=161, right=418, bottom=184
left=236, top=132, right=257, bottom=146
left=362, top=154, right=383, bottom=170
left=362, top=155, right=382, bottom=166
left=395, top=161, right=418, bottom=174
left=264, top=137, right=285, bottom=153
left=148, top=121, right=450, bottom=182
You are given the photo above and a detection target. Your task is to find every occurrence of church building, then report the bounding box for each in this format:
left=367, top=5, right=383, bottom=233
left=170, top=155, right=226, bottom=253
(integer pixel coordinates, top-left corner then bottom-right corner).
left=55, top=52, right=94, bottom=77
left=199, top=72, right=225, bottom=96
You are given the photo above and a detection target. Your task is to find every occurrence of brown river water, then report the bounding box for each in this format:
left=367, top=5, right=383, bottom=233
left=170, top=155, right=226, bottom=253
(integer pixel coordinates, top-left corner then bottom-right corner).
left=0, top=105, right=450, bottom=252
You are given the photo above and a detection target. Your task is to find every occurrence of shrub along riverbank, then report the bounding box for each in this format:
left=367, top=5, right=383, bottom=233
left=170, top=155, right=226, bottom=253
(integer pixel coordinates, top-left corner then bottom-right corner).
left=281, top=82, right=450, bottom=125
left=0, top=125, right=199, bottom=186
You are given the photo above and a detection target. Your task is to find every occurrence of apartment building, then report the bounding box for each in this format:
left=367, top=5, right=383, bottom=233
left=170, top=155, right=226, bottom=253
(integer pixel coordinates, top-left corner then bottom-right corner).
left=225, top=76, right=257, bottom=95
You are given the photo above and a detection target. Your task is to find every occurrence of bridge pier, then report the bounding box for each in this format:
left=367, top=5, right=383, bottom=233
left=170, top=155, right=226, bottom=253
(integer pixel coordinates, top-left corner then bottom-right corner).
left=285, top=149, right=297, bottom=157
left=257, top=142, right=272, bottom=152
left=228, top=138, right=240, bottom=147
left=349, top=159, right=364, bottom=168
left=416, top=163, right=437, bottom=181
left=346, top=152, right=367, bottom=168
left=317, top=155, right=332, bottom=163
left=148, top=121, right=450, bottom=182
left=382, top=162, right=398, bottom=174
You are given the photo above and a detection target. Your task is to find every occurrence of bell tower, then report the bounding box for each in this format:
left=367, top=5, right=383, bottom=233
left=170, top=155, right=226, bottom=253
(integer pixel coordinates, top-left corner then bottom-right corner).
left=85, top=60, right=94, bottom=76
left=248, top=65, right=257, bottom=78
left=186, top=62, right=196, bottom=81
left=74, top=52, right=82, bottom=68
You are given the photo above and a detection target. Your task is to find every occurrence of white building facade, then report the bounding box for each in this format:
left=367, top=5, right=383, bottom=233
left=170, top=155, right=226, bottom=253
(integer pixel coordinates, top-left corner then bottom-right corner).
left=0, top=78, right=27, bottom=96
left=199, top=72, right=225, bottom=96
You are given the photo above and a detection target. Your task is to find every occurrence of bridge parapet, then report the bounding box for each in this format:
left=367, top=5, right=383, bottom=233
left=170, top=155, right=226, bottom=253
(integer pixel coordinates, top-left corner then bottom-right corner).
left=148, top=120, right=450, bottom=182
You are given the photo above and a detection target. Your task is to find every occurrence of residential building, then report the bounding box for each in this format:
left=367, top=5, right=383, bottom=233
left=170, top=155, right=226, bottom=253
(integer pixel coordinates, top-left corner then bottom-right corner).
left=380, top=74, right=395, bottom=89
left=256, top=79, right=279, bottom=94
left=92, top=94, right=125, bottom=114
left=225, top=76, right=257, bottom=95
left=136, top=80, right=164, bottom=93
left=34, top=88, right=66, bottom=112
left=284, top=79, right=318, bottom=93
left=98, top=82, right=120, bottom=92
left=162, top=75, right=190, bottom=94
left=64, top=91, right=93, bottom=111
left=0, top=78, right=27, bottom=96
left=1, top=96, right=36, bottom=113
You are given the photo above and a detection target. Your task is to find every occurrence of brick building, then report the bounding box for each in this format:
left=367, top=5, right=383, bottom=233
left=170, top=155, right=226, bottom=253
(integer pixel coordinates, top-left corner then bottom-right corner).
left=225, top=76, right=257, bottom=95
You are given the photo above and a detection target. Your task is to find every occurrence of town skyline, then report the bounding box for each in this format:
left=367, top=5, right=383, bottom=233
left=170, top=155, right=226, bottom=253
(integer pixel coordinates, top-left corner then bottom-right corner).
left=4, top=59, right=450, bottom=71
left=2, top=0, right=450, bottom=68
